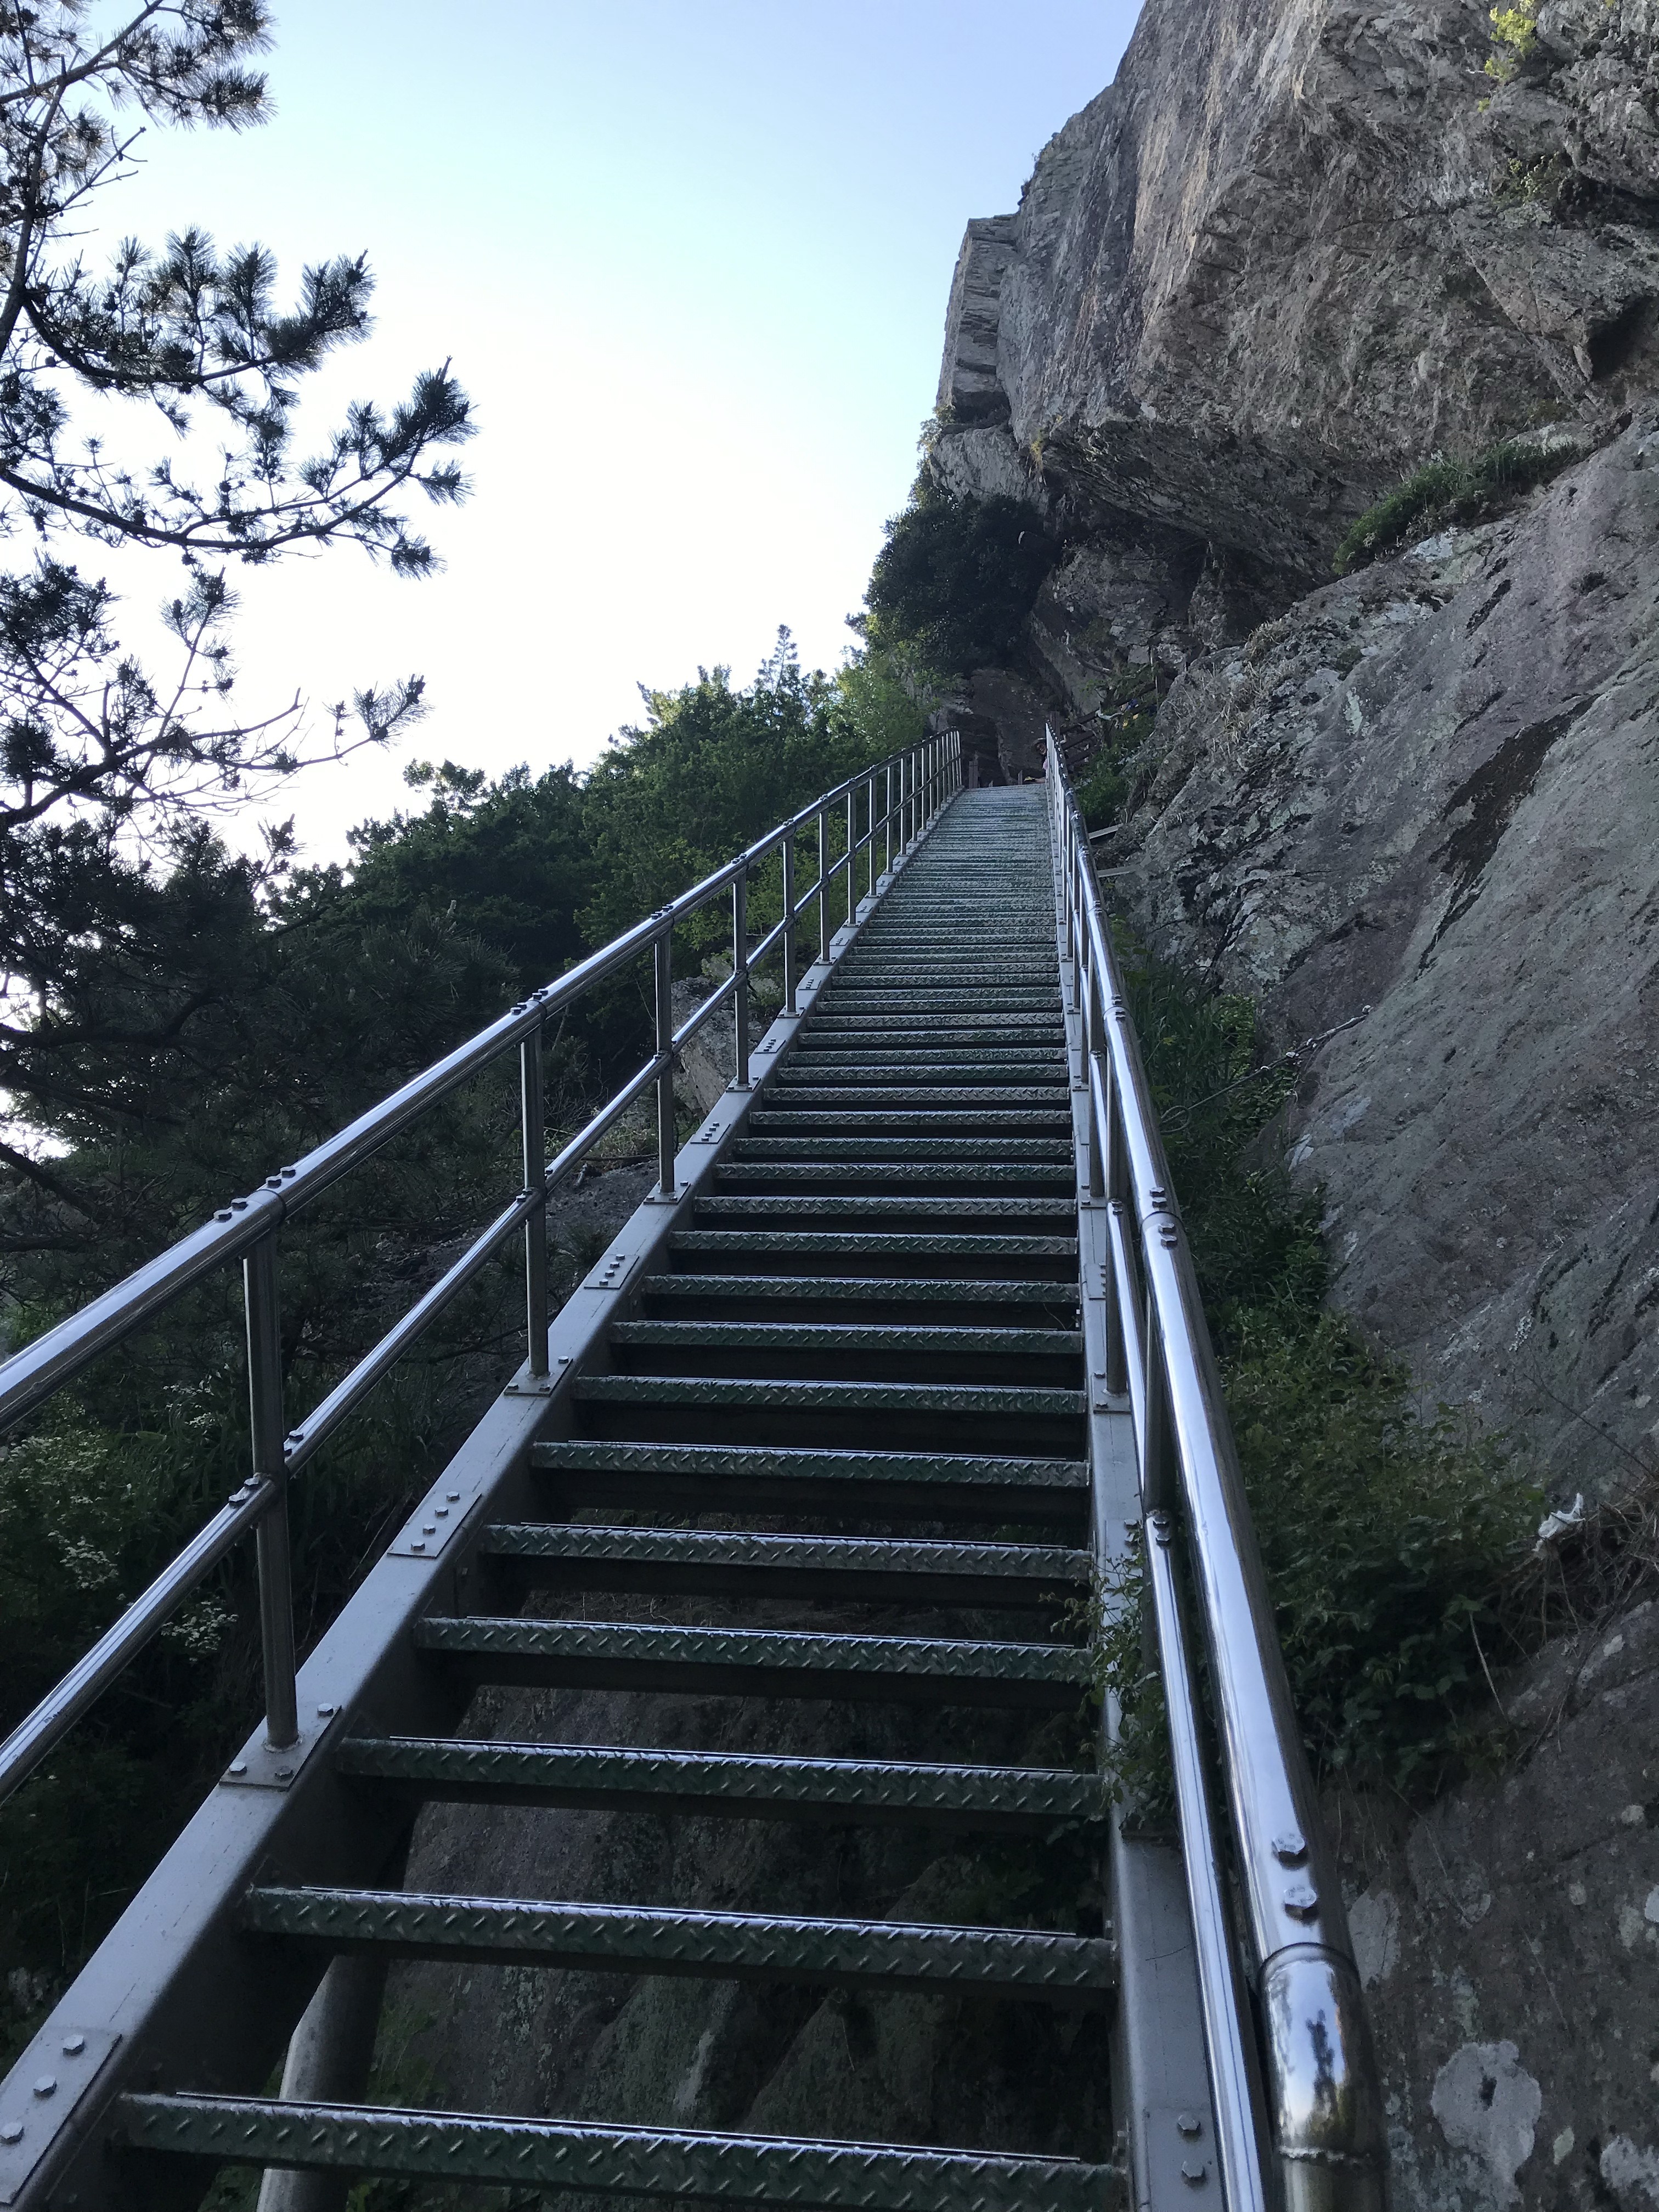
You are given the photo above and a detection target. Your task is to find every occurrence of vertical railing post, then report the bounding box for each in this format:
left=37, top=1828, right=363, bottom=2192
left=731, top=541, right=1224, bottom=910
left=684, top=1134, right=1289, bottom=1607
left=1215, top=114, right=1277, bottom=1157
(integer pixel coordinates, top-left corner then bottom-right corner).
left=884, top=761, right=893, bottom=877
left=245, top=1234, right=297, bottom=1751
left=781, top=832, right=796, bottom=1014
left=866, top=775, right=876, bottom=902
left=732, top=866, right=751, bottom=1088
left=653, top=928, right=675, bottom=1198
left=521, top=1025, right=548, bottom=1375
left=818, top=808, right=830, bottom=962
left=845, top=787, right=855, bottom=930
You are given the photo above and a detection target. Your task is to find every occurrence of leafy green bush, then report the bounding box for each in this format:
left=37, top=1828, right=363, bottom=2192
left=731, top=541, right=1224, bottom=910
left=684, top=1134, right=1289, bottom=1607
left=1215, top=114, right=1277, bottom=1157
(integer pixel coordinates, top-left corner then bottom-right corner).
left=864, top=481, right=1053, bottom=672
left=1099, top=930, right=1539, bottom=1794
left=1335, top=439, right=1577, bottom=574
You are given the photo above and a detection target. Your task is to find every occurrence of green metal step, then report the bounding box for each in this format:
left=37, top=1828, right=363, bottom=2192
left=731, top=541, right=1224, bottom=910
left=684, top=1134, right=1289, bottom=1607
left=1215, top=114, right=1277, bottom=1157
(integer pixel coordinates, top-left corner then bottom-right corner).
left=479, top=1522, right=1088, bottom=1605
left=242, top=1886, right=1117, bottom=2002
left=413, top=1615, right=1091, bottom=1707
left=712, top=1163, right=1073, bottom=1189
left=642, top=1272, right=1077, bottom=1310
left=729, top=1138, right=1072, bottom=1162
left=605, top=1317, right=1081, bottom=1386
left=778, top=1062, right=1066, bottom=1079
left=746, top=1111, right=1074, bottom=1135
left=764, top=1088, right=1071, bottom=1108
left=691, top=1195, right=1076, bottom=1222
left=669, top=1228, right=1076, bottom=1266
left=334, top=1735, right=1109, bottom=1832
left=116, top=2094, right=1120, bottom=2211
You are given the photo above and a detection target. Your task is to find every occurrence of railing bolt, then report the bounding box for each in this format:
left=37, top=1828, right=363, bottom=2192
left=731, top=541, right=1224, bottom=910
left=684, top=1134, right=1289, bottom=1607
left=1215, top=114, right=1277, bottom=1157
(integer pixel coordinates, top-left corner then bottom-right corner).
left=1177, top=2114, right=1203, bottom=2138
left=1181, top=2162, right=1209, bottom=2186
left=1, top=2121, right=21, bottom=2143
left=1272, top=1831, right=1308, bottom=1863
left=32, top=2078, right=55, bottom=2099
left=1283, top=1882, right=1319, bottom=1919
left=61, top=2036, right=84, bottom=2058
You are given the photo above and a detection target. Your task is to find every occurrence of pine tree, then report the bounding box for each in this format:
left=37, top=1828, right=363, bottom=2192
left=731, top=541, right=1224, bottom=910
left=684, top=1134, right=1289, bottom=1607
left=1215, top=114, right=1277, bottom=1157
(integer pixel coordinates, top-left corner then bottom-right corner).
left=0, top=1, right=473, bottom=1191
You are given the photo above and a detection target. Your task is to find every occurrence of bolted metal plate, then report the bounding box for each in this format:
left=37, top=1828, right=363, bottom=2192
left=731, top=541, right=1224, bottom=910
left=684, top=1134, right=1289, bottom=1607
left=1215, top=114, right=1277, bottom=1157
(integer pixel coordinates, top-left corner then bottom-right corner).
left=115, top=2093, right=1123, bottom=2211
left=219, top=1714, right=331, bottom=1791
left=387, top=1475, right=483, bottom=1560
left=0, top=2029, right=119, bottom=2207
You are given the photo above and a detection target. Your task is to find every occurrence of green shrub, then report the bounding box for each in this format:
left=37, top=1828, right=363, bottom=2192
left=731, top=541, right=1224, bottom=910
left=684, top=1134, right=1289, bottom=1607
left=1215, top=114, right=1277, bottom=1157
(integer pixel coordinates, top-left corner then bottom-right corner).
left=864, top=481, right=1054, bottom=673
left=1095, top=931, right=1541, bottom=1795
left=1335, top=439, right=1577, bottom=574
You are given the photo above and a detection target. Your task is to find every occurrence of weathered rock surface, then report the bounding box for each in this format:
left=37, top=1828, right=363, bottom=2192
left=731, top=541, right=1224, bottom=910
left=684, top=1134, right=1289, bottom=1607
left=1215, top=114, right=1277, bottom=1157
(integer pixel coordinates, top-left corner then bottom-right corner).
left=932, top=0, right=1659, bottom=631
left=1331, top=1601, right=1659, bottom=2212
left=1106, top=417, right=1659, bottom=1492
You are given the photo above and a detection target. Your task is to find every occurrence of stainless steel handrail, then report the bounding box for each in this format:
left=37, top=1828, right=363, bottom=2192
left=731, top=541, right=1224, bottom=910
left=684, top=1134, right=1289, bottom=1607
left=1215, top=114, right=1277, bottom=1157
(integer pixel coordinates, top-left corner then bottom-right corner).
left=0, top=731, right=962, bottom=1808
left=1046, top=733, right=1384, bottom=2212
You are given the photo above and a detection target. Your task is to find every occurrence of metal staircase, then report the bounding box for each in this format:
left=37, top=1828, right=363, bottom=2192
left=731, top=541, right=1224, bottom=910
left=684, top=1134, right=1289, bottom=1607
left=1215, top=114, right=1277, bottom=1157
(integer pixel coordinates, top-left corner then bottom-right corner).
left=0, top=748, right=1384, bottom=2212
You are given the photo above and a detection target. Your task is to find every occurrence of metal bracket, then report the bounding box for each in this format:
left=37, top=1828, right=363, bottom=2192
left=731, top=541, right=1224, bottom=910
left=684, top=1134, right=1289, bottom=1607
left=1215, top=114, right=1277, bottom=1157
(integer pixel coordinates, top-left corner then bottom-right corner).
left=220, top=1717, right=331, bottom=1790
left=0, top=2028, right=120, bottom=2205
left=585, top=1249, right=637, bottom=1291
left=1145, top=2104, right=1215, bottom=2203
left=388, top=1476, right=484, bottom=1557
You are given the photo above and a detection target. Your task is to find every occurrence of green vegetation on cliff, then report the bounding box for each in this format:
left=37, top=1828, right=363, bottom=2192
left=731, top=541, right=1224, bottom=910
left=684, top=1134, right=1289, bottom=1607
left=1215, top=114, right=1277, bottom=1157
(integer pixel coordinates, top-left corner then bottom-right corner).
left=864, top=479, right=1053, bottom=672
left=1107, top=936, right=1540, bottom=1798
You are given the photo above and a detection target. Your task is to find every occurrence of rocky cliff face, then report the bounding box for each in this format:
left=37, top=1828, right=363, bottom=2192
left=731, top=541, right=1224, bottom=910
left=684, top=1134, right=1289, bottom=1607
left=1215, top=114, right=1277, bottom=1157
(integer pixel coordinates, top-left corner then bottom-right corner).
left=930, top=0, right=1659, bottom=1487
left=933, top=0, right=1659, bottom=650
left=920, top=2, right=1659, bottom=2204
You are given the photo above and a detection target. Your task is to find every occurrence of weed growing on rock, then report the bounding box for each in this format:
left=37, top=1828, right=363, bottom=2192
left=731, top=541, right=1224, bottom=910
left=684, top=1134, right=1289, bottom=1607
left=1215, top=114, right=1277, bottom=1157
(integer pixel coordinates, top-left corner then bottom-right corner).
left=1484, top=3, right=1539, bottom=80
left=1335, top=439, right=1577, bottom=574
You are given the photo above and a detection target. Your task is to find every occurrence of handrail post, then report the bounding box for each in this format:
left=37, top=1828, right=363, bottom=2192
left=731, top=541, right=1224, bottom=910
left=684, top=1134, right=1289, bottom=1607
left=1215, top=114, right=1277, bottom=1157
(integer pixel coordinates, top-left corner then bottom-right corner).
left=732, top=867, right=751, bottom=1089
left=653, top=928, right=675, bottom=1198
left=244, top=1234, right=297, bottom=1752
left=817, top=808, right=830, bottom=962
left=866, top=775, right=876, bottom=902
left=781, top=832, right=796, bottom=1014
left=884, top=761, right=893, bottom=876
left=520, top=1025, right=548, bottom=1375
left=845, top=788, right=856, bottom=930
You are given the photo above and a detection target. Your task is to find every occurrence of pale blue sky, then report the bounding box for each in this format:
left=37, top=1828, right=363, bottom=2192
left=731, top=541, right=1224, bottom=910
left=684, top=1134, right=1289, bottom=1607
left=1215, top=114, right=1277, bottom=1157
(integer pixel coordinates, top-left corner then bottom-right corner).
left=94, top=3, right=1139, bottom=857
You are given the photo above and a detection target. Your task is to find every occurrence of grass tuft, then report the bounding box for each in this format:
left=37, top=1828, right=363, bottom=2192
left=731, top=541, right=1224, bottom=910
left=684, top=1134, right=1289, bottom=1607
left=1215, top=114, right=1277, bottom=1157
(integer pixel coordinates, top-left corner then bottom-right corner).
left=1334, top=439, right=1577, bottom=576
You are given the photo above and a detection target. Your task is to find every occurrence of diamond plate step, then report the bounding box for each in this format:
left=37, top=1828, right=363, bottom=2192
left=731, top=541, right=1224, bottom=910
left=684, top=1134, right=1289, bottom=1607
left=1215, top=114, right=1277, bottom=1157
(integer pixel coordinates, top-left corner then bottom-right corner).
left=611, top=1318, right=1080, bottom=1353
left=334, top=1736, right=1109, bottom=1832
left=573, top=1373, right=1086, bottom=1456
left=643, top=1272, right=1077, bottom=1311
left=712, top=1163, right=1073, bottom=1190
left=479, top=1522, right=1088, bottom=1605
left=668, top=1231, right=1077, bottom=1278
left=746, top=1112, right=1075, bottom=1135
left=413, top=1616, right=1091, bottom=1707
left=729, top=1138, right=1073, bottom=1163
left=241, top=1886, right=1117, bottom=2002
left=783, top=1062, right=1069, bottom=1083
left=765, top=1088, right=1071, bottom=1109
left=116, top=2094, right=1121, bottom=2212
left=691, top=1195, right=1076, bottom=1222
left=529, top=1438, right=1087, bottom=1524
